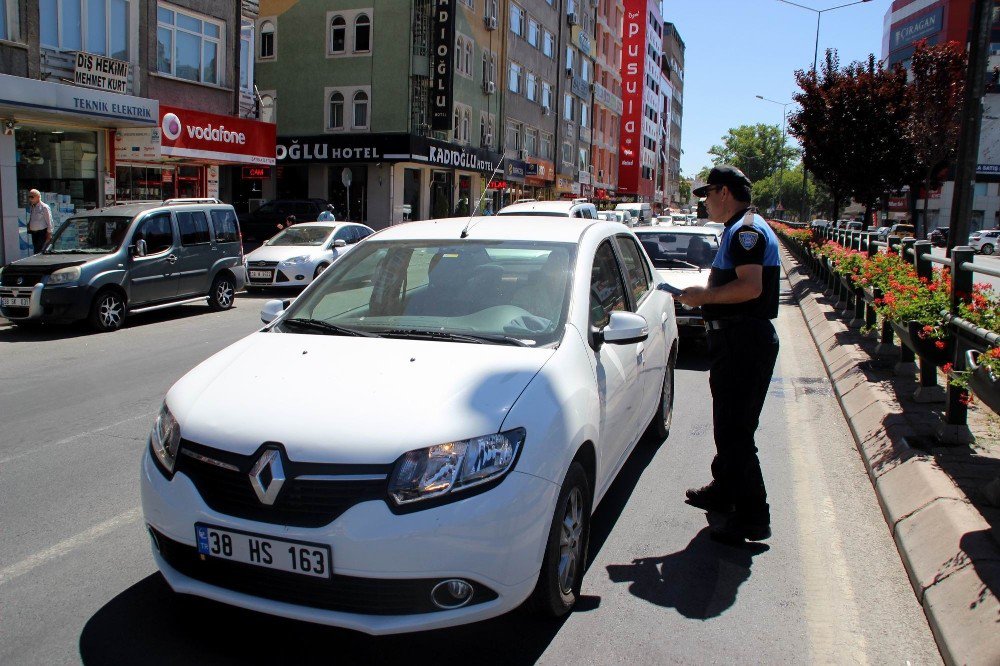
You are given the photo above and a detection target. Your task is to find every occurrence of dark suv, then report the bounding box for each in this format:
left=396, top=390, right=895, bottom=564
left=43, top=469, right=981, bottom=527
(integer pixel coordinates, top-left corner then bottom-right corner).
left=0, top=199, right=245, bottom=331
left=239, top=199, right=327, bottom=243
left=928, top=227, right=949, bottom=247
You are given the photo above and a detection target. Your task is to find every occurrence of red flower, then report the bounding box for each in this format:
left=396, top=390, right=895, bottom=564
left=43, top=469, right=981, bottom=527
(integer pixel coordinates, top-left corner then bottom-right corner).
left=943, top=363, right=953, bottom=374
left=934, top=340, right=946, bottom=350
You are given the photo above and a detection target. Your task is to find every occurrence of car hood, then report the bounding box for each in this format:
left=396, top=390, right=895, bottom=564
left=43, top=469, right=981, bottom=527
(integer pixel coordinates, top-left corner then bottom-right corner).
left=167, top=333, right=554, bottom=464
left=5, top=254, right=93, bottom=271
left=656, top=268, right=710, bottom=290
left=245, top=245, right=326, bottom=263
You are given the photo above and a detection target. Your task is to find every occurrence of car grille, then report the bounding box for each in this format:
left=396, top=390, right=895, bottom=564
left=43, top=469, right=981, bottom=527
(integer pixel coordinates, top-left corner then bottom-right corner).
left=1, top=306, right=29, bottom=318
left=248, top=260, right=279, bottom=268
left=175, top=439, right=392, bottom=528
left=151, top=528, right=498, bottom=615
left=1, top=270, right=44, bottom=286
left=275, top=270, right=291, bottom=283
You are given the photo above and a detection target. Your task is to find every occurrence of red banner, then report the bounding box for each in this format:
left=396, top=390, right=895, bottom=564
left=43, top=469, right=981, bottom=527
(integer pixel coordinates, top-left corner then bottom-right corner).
left=159, top=105, right=275, bottom=165
left=617, top=1, right=646, bottom=195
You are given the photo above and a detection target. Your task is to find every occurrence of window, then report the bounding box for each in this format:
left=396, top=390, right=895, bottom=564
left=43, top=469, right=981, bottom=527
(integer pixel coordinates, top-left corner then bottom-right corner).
left=510, top=3, right=524, bottom=36
left=0, top=0, right=14, bottom=41
left=259, top=92, right=275, bottom=123
left=506, top=121, right=522, bottom=152
left=462, top=108, right=471, bottom=144
left=485, top=0, right=498, bottom=20
left=525, top=128, right=538, bottom=156
left=329, top=15, right=345, bottom=53
left=482, top=50, right=496, bottom=84
left=158, top=5, right=224, bottom=84
left=40, top=0, right=130, bottom=60
left=590, top=241, right=628, bottom=328
left=541, top=133, right=552, bottom=160
left=353, top=90, right=369, bottom=128
left=615, top=235, right=652, bottom=302
left=354, top=13, right=370, bottom=52
left=508, top=61, right=521, bottom=94
left=526, top=71, right=537, bottom=102
left=177, top=211, right=211, bottom=246
left=527, top=19, right=539, bottom=47
left=564, top=94, right=573, bottom=121
left=329, top=91, right=344, bottom=129
left=542, top=30, right=554, bottom=58
left=541, top=82, right=551, bottom=109
left=456, top=35, right=473, bottom=77
left=578, top=147, right=588, bottom=171
left=211, top=209, right=239, bottom=243
left=561, top=142, right=572, bottom=165
left=136, top=213, right=173, bottom=255
left=580, top=104, right=589, bottom=128
left=259, top=18, right=275, bottom=58
left=239, top=20, right=253, bottom=91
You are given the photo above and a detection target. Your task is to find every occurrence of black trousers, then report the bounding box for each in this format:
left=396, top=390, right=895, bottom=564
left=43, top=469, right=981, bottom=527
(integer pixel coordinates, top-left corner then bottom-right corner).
left=707, top=318, right=779, bottom=519
left=30, top=229, right=48, bottom=254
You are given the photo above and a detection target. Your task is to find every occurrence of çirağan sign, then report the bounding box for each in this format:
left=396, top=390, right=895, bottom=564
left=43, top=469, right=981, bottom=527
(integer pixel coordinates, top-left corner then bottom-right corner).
left=617, top=1, right=646, bottom=195
left=430, top=0, right=456, bottom=131
left=159, top=105, right=276, bottom=165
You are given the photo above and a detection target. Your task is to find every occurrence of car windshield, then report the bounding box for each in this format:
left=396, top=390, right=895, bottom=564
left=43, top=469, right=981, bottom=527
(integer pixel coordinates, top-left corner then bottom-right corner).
left=278, top=239, right=577, bottom=347
left=46, top=216, right=132, bottom=254
left=266, top=226, right=334, bottom=246
left=635, top=231, right=718, bottom=269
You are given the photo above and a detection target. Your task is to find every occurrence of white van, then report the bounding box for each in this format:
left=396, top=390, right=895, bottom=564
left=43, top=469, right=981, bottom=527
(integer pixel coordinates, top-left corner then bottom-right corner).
left=615, top=202, right=653, bottom=226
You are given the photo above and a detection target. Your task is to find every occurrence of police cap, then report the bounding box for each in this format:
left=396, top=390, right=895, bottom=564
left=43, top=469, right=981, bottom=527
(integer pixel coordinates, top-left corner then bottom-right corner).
left=692, top=164, right=753, bottom=201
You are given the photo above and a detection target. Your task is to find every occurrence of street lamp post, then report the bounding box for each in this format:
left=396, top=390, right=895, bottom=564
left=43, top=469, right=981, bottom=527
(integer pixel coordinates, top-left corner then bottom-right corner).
left=776, top=0, right=873, bottom=223
left=756, top=95, right=793, bottom=218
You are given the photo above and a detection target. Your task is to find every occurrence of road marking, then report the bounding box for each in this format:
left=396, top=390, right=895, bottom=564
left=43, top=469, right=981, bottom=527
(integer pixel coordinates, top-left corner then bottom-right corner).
left=0, top=507, right=142, bottom=586
left=0, top=411, right=156, bottom=466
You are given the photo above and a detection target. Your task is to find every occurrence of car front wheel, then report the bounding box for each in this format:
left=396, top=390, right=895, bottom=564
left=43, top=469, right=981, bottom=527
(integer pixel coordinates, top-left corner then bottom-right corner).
left=208, top=275, right=236, bottom=311
left=89, top=290, right=125, bottom=332
left=981, top=243, right=994, bottom=255
left=526, top=461, right=591, bottom=617
left=644, top=356, right=675, bottom=443
left=313, top=262, right=330, bottom=280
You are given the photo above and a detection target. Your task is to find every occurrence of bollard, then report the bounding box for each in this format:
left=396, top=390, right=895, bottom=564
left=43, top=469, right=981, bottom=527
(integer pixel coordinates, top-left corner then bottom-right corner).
left=943, top=247, right=977, bottom=439
left=888, top=235, right=901, bottom=255
left=874, top=287, right=897, bottom=357
left=914, top=240, right=933, bottom=283
left=901, top=237, right=916, bottom=268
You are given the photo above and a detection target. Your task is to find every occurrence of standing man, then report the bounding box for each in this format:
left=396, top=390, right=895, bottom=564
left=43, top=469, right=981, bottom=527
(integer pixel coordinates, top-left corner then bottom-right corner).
left=27, top=189, right=52, bottom=254
left=676, top=165, right=781, bottom=544
left=318, top=204, right=336, bottom=221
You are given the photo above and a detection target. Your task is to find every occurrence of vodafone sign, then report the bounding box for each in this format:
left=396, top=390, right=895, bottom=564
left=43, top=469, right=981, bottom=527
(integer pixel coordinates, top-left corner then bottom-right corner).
left=617, top=0, right=646, bottom=195
left=159, top=105, right=276, bottom=165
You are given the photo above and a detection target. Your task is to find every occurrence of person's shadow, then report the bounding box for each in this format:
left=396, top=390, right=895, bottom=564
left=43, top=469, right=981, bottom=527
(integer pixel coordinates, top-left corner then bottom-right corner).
left=606, top=521, right=769, bottom=620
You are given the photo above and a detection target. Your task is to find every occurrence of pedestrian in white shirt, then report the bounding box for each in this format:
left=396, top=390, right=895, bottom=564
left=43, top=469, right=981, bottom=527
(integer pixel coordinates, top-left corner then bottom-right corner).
left=27, top=189, right=53, bottom=254
left=317, top=204, right=336, bottom=221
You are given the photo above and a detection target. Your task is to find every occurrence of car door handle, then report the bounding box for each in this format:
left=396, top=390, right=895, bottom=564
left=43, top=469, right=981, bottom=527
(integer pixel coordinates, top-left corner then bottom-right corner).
left=166, top=254, right=178, bottom=264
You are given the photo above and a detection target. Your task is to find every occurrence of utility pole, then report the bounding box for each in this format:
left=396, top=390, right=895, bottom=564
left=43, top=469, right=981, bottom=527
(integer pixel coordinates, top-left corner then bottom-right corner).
left=948, top=0, right=993, bottom=252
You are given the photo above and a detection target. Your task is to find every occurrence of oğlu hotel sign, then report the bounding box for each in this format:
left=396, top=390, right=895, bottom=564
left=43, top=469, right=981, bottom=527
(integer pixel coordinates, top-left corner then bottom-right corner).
left=430, top=0, right=456, bottom=131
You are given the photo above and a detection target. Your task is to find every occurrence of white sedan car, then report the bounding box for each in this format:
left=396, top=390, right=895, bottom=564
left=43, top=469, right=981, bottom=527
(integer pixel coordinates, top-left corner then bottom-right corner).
left=244, top=222, right=374, bottom=289
left=971, top=229, right=999, bottom=255
left=141, top=215, right=678, bottom=634
left=635, top=225, right=721, bottom=337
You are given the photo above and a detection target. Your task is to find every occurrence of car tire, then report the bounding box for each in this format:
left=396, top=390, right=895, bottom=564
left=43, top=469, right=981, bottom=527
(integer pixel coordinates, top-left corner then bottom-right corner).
left=644, top=355, right=675, bottom=443
left=88, top=289, right=126, bottom=332
left=313, top=263, right=330, bottom=280
left=982, top=243, right=994, bottom=255
left=208, top=274, right=236, bottom=311
left=525, top=461, right=591, bottom=617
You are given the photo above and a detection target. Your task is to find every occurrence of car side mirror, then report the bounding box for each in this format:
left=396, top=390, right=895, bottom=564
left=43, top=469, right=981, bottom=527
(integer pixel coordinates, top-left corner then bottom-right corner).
left=333, top=239, right=347, bottom=248
left=260, top=299, right=285, bottom=324
left=601, top=311, right=649, bottom=345
left=132, top=239, right=147, bottom=257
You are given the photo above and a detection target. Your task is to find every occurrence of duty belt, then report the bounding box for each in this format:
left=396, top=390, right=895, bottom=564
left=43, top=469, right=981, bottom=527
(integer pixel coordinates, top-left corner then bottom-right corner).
left=704, top=317, right=759, bottom=331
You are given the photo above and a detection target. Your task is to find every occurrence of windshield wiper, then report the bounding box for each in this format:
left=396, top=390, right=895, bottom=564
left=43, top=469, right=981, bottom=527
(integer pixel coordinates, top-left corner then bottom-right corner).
left=282, top=318, right=380, bottom=337
left=382, top=329, right=532, bottom=346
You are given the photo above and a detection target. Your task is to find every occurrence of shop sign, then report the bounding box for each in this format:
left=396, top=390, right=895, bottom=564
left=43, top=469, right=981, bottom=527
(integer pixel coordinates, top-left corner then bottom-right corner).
left=74, top=52, right=130, bottom=94
left=159, top=104, right=276, bottom=165
left=525, top=163, right=539, bottom=176
left=430, top=0, right=456, bottom=131
left=104, top=175, right=116, bottom=207
left=571, top=76, right=590, bottom=100
left=242, top=166, right=271, bottom=179
left=421, top=137, right=502, bottom=172
left=888, top=197, right=908, bottom=212
left=618, top=0, right=646, bottom=194
left=593, top=83, right=623, bottom=115
left=890, top=7, right=943, bottom=52
left=115, top=127, right=161, bottom=161
left=162, top=170, right=173, bottom=183
left=206, top=166, right=220, bottom=198
left=0, top=72, right=157, bottom=126
left=506, top=160, right=527, bottom=180
left=487, top=180, right=509, bottom=190
left=579, top=170, right=591, bottom=186
left=277, top=136, right=390, bottom=162
left=577, top=32, right=591, bottom=56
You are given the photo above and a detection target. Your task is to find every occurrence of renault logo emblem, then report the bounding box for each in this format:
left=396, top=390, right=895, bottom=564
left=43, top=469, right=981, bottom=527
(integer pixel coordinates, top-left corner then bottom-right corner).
left=16, top=277, right=23, bottom=285
left=249, top=448, right=285, bottom=505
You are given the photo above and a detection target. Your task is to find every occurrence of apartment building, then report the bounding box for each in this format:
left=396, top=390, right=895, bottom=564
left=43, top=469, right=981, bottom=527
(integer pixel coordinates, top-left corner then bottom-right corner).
left=590, top=0, right=623, bottom=201
left=662, top=21, right=683, bottom=206
left=617, top=0, right=662, bottom=202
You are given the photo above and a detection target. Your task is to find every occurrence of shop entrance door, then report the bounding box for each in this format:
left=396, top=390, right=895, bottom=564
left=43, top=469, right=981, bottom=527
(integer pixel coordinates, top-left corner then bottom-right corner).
left=176, top=166, right=203, bottom=198
left=430, top=171, right=453, bottom=219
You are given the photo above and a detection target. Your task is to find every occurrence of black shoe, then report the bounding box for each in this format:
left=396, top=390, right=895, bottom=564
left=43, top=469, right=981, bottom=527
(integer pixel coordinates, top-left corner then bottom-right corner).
left=684, top=484, right=735, bottom=513
left=710, top=514, right=771, bottom=545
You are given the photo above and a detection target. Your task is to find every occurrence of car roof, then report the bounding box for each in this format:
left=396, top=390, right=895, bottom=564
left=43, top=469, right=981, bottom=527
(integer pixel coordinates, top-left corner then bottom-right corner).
left=635, top=225, right=719, bottom=236
left=497, top=200, right=594, bottom=215
left=371, top=215, right=612, bottom=243
left=70, top=202, right=234, bottom=218
left=290, top=221, right=358, bottom=229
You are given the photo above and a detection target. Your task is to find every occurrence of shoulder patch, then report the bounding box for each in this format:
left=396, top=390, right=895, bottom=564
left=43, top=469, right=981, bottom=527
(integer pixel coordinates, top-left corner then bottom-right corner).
left=738, top=230, right=759, bottom=250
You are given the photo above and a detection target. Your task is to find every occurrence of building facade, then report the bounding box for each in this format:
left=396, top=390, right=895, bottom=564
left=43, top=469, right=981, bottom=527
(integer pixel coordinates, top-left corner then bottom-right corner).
left=0, top=0, right=274, bottom=265
left=661, top=21, right=683, bottom=207
left=590, top=0, right=624, bottom=202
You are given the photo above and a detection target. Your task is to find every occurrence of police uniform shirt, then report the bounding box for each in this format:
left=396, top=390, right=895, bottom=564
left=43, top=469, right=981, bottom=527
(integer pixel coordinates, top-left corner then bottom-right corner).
left=702, top=208, right=781, bottom=321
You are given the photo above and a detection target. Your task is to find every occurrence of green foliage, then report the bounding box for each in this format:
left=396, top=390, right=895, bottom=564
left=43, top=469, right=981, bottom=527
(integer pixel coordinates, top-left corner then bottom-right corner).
left=678, top=178, right=692, bottom=203
left=707, top=124, right=799, bottom=184
left=752, top=163, right=815, bottom=217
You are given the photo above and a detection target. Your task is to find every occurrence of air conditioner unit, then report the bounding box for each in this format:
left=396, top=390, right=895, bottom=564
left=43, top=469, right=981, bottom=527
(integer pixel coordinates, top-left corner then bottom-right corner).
left=565, top=67, right=574, bottom=78
left=542, top=105, right=552, bottom=116
left=567, top=12, right=578, bottom=26
left=483, top=80, right=496, bottom=95
left=484, top=15, right=497, bottom=30
left=517, top=149, right=528, bottom=160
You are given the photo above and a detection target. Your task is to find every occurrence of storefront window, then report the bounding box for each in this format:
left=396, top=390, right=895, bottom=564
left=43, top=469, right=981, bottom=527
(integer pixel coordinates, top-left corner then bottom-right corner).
left=40, top=0, right=130, bottom=60
left=176, top=165, right=203, bottom=198
left=115, top=165, right=166, bottom=202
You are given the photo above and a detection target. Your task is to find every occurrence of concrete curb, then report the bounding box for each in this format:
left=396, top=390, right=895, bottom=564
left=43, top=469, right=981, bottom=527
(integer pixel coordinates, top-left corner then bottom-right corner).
left=779, top=244, right=1000, bottom=666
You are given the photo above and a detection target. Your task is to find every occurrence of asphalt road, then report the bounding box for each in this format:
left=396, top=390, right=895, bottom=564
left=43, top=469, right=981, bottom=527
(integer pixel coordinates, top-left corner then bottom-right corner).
left=0, top=284, right=942, bottom=665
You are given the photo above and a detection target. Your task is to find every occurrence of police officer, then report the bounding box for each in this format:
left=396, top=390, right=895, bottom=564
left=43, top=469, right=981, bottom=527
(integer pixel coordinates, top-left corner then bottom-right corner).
left=676, top=165, right=780, bottom=544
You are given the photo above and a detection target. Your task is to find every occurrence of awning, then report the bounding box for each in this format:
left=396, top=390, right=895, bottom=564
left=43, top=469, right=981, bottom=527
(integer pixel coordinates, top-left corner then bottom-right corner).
left=0, top=72, right=157, bottom=128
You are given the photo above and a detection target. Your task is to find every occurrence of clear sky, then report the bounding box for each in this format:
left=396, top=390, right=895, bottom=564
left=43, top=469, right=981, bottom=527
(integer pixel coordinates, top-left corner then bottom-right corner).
left=666, top=0, right=892, bottom=180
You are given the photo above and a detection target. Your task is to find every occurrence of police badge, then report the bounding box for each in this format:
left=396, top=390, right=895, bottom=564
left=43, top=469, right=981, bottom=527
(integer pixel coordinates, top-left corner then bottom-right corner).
left=738, top=231, right=759, bottom=250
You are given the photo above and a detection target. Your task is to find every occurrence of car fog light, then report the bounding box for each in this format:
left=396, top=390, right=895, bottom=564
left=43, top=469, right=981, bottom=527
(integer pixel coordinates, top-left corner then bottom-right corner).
left=431, top=579, right=473, bottom=609
left=295, top=274, right=305, bottom=280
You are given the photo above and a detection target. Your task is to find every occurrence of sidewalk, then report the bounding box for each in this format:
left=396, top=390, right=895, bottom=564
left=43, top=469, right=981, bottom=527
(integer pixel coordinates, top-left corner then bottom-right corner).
left=780, top=243, right=1000, bottom=665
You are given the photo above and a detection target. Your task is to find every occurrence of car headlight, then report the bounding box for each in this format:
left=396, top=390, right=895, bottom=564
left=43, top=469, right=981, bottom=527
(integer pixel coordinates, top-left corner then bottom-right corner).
left=47, top=266, right=81, bottom=285
left=282, top=255, right=311, bottom=265
left=149, top=402, right=182, bottom=475
left=388, top=428, right=525, bottom=506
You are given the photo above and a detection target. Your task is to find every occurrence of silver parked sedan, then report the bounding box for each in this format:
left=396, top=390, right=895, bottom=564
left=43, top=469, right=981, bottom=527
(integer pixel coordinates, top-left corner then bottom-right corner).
left=244, top=222, right=374, bottom=290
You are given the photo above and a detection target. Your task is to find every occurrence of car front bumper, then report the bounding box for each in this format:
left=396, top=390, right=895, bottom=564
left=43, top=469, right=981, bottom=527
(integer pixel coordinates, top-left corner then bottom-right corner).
left=0, top=283, right=91, bottom=322
left=140, top=449, right=558, bottom=634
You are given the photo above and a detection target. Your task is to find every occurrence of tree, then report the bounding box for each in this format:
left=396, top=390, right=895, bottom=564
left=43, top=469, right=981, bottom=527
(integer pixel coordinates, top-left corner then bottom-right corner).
left=678, top=178, right=692, bottom=204
left=752, top=163, right=816, bottom=219
left=905, top=40, right=966, bottom=237
left=707, top=124, right=799, bottom=184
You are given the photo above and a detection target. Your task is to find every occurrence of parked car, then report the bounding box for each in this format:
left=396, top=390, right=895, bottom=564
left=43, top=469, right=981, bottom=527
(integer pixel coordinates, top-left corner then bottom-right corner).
left=928, top=227, right=950, bottom=247
left=244, top=222, right=374, bottom=290
left=239, top=199, right=328, bottom=243
left=140, top=214, right=678, bottom=633
left=634, top=226, right=719, bottom=338
left=888, top=223, right=916, bottom=239
left=615, top=202, right=654, bottom=225
left=0, top=199, right=244, bottom=331
left=497, top=198, right=598, bottom=218
left=810, top=219, right=830, bottom=230
left=971, top=229, right=1000, bottom=255
left=876, top=226, right=891, bottom=242
left=596, top=210, right=634, bottom=227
